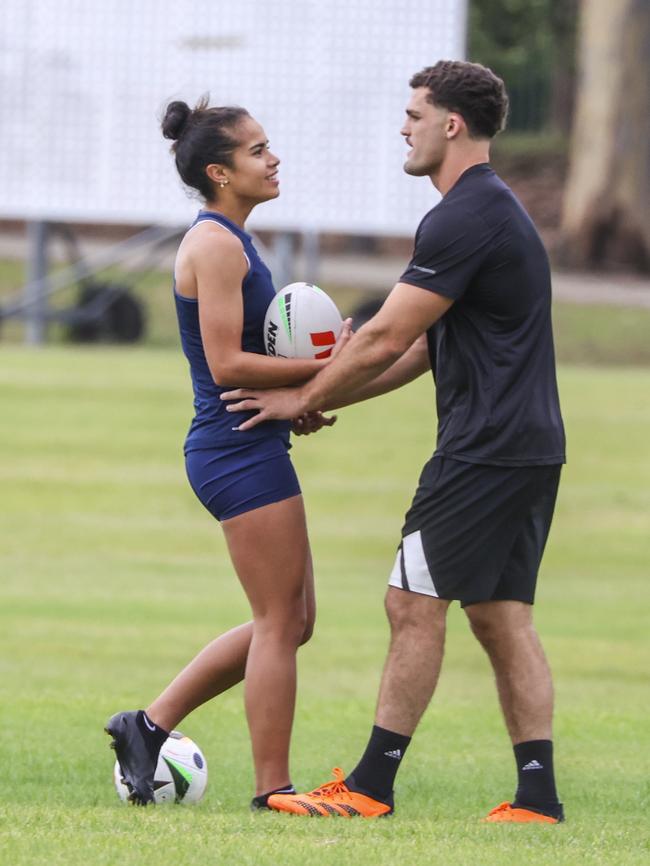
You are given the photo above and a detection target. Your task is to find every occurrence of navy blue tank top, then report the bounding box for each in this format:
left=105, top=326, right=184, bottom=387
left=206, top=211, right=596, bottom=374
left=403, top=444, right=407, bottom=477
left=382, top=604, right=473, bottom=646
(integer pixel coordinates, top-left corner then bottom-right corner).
left=174, top=210, right=291, bottom=452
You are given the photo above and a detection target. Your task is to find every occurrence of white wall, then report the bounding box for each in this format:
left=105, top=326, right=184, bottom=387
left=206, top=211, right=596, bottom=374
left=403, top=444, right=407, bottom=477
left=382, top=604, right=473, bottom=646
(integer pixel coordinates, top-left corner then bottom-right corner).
left=0, top=0, right=466, bottom=235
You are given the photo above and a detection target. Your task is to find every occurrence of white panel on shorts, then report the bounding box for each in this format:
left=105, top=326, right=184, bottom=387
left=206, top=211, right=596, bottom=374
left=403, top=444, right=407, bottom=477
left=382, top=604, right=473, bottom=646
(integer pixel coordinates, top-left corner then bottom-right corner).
left=387, top=530, right=439, bottom=597
left=388, top=548, right=403, bottom=588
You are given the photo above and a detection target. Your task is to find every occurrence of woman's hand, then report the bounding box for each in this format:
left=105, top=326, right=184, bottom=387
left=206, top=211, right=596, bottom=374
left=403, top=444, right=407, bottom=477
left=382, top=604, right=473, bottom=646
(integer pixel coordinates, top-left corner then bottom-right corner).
left=291, top=411, right=338, bottom=436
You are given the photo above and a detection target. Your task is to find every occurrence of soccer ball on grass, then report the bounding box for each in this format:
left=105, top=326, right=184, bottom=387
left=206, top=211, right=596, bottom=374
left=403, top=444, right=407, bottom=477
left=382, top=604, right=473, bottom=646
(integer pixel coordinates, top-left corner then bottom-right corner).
left=113, top=731, right=207, bottom=804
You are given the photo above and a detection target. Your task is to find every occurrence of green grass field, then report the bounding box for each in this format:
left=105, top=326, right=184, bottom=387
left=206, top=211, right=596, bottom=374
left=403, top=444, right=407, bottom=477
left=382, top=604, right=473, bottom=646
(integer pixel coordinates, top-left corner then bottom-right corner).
left=1, top=348, right=649, bottom=866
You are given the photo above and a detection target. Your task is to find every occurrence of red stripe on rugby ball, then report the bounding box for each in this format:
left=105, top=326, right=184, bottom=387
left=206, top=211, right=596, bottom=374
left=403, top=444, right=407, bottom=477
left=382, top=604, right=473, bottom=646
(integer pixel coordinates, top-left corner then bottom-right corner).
left=310, top=331, right=336, bottom=346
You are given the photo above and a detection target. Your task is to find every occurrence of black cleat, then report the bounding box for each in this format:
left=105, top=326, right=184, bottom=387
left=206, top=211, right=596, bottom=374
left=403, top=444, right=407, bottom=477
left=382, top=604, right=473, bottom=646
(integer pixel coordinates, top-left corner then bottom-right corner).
left=105, top=710, right=161, bottom=806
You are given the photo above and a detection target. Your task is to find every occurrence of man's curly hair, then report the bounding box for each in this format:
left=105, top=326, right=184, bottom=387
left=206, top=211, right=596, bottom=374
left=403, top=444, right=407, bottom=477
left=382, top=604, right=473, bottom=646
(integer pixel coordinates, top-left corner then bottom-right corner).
left=410, top=61, right=509, bottom=139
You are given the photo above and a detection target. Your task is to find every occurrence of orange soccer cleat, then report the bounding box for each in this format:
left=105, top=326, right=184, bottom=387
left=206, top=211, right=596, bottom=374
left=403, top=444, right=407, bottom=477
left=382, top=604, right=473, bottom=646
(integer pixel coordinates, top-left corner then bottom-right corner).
left=267, top=768, right=393, bottom=817
left=483, top=801, right=564, bottom=824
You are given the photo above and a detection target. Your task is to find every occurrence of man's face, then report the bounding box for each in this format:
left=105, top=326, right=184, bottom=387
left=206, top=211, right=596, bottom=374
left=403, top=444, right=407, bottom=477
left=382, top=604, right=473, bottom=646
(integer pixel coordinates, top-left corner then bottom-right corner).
left=401, top=87, right=450, bottom=177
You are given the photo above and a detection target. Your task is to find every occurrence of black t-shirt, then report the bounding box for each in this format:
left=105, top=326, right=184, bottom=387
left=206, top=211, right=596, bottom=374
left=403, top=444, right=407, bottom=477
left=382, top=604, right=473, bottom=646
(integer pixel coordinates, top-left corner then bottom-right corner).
left=400, top=163, right=565, bottom=466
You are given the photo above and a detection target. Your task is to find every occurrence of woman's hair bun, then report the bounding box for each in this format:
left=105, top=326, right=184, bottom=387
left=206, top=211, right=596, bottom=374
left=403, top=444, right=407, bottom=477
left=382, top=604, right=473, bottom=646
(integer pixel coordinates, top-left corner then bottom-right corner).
left=162, top=101, right=192, bottom=141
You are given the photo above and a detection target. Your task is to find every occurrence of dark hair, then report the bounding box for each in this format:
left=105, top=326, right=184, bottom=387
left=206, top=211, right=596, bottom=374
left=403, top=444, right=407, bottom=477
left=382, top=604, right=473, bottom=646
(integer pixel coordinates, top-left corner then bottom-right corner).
left=161, top=96, right=250, bottom=199
left=409, top=61, right=508, bottom=139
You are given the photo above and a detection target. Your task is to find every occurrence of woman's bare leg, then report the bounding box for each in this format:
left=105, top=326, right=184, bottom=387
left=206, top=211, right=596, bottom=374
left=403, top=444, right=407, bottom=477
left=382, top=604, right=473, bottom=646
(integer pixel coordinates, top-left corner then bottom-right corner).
left=223, top=495, right=311, bottom=795
left=148, top=548, right=315, bottom=733
left=146, top=622, right=252, bottom=731
left=146, top=496, right=314, bottom=795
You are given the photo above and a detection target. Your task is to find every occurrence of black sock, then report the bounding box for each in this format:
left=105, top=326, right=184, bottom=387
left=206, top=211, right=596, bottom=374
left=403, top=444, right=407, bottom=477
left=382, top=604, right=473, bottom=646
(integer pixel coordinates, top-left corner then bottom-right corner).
left=346, top=725, right=411, bottom=801
left=512, top=740, right=562, bottom=817
left=136, top=711, right=168, bottom=759
left=250, top=784, right=295, bottom=810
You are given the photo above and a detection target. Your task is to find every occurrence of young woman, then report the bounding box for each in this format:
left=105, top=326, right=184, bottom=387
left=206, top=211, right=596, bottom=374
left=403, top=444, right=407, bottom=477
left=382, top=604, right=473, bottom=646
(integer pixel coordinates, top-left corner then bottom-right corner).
left=106, top=97, right=348, bottom=809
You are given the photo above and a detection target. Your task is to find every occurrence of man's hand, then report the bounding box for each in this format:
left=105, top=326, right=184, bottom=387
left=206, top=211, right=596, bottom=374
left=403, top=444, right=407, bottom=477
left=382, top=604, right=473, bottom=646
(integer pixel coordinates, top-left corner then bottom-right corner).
left=331, top=318, right=353, bottom=359
left=292, top=411, right=338, bottom=436
left=221, top=386, right=306, bottom=431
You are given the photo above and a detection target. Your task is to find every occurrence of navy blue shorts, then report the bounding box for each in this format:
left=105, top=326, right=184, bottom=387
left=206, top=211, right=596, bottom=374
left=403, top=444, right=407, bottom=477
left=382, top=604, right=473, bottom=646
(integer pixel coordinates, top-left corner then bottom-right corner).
left=388, top=457, right=561, bottom=607
left=185, top=436, right=301, bottom=522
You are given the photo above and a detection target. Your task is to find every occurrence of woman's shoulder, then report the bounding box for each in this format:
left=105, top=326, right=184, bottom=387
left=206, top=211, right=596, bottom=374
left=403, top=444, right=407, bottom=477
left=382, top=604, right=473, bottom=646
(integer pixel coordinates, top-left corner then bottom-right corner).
left=180, top=218, right=246, bottom=263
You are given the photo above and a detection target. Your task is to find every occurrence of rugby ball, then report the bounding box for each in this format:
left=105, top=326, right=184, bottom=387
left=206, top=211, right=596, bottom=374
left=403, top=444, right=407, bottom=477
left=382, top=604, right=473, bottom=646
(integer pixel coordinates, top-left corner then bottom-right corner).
left=264, top=282, right=343, bottom=359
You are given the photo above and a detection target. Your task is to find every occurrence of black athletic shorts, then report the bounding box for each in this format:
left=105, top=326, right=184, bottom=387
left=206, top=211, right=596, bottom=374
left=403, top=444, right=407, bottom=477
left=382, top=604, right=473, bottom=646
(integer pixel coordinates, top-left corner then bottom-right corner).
left=388, top=456, right=561, bottom=607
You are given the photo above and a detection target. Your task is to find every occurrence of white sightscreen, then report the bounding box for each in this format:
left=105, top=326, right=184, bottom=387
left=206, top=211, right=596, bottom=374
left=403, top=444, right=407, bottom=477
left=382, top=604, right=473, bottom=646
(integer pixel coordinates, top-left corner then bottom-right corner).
left=0, top=0, right=466, bottom=235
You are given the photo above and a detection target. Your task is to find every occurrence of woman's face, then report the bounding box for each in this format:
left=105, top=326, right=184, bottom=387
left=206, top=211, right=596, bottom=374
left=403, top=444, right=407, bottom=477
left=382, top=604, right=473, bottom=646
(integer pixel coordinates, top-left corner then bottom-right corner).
left=225, top=115, right=280, bottom=204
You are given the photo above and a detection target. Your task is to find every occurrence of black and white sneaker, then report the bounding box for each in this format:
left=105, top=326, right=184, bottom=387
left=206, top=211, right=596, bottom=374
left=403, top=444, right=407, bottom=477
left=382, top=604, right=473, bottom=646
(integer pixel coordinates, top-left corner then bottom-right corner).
left=105, top=710, right=167, bottom=806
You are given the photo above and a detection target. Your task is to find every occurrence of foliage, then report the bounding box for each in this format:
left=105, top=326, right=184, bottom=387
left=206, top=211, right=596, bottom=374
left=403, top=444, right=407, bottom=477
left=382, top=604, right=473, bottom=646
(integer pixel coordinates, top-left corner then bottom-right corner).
left=469, top=0, right=578, bottom=130
left=470, top=0, right=555, bottom=77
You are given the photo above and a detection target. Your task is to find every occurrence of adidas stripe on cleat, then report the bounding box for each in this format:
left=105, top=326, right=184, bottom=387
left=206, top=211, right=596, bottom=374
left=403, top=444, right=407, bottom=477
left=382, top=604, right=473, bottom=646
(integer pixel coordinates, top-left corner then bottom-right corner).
left=483, top=801, right=564, bottom=824
left=267, top=768, right=393, bottom=818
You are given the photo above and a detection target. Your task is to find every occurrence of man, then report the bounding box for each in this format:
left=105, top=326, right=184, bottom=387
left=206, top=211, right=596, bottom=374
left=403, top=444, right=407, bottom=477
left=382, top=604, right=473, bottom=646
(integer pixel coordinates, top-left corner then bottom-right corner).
left=223, top=60, right=566, bottom=823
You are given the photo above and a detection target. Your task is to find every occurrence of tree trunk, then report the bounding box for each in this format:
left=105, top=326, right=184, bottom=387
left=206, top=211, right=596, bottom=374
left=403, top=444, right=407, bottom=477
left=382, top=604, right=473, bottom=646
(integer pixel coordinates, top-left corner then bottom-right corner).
left=560, top=0, right=650, bottom=272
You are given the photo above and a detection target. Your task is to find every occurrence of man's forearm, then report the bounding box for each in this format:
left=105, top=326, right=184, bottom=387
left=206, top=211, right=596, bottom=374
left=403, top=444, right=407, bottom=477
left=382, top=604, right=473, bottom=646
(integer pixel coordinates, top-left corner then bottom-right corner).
left=301, top=326, right=406, bottom=413
left=327, top=336, right=431, bottom=409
